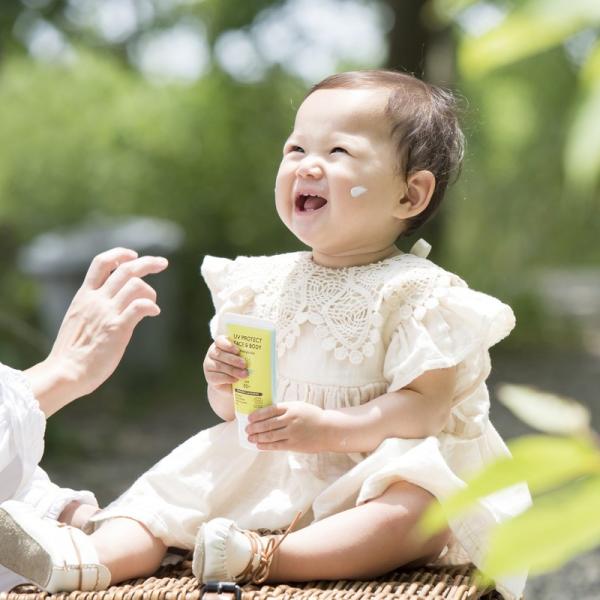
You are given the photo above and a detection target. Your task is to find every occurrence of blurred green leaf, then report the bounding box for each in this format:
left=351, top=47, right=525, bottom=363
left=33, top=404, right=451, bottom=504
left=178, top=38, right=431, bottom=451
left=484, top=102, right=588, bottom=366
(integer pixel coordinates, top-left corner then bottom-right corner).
left=485, top=475, right=600, bottom=576
left=581, top=38, right=600, bottom=86
left=496, top=384, right=591, bottom=435
left=428, top=0, right=479, bottom=24
left=421, top=435, right=600, bottom=534
left=458, top=0, right=600, bottom=77
left=564, top=40, right=600, bottom=192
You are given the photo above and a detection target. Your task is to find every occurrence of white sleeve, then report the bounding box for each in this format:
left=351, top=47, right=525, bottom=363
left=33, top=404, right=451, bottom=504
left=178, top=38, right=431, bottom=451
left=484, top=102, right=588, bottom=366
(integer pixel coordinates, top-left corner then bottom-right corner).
left=0, top=362, right=46, bottom=501
left=0, top=361, right=98, bottom=512
left=16, top=466, right=98, bottom=518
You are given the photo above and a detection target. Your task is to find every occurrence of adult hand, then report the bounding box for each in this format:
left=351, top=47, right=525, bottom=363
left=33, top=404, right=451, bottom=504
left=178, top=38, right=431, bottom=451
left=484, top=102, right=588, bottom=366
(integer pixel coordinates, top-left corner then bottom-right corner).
left=25, top=247, right=168, bottom=416
left=246, top=402, right=327, bottom=453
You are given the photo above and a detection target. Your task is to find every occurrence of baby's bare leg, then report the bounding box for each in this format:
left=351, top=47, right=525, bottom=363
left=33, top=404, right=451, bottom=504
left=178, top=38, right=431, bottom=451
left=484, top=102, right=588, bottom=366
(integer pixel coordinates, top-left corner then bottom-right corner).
left=91, top=518, right=168, bottom=584
left=58, top=501, right=99, bottom=529
left=269, top=480, right=450, bottom=582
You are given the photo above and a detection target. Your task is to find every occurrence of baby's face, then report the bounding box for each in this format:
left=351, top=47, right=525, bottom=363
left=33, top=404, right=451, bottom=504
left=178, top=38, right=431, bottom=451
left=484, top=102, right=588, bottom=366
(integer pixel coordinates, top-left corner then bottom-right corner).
left=275, top=87, right=406, bottom=266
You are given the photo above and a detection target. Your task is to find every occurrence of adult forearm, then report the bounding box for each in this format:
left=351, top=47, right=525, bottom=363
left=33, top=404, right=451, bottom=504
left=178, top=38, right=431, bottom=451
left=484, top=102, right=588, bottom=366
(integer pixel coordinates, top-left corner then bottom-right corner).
left=25, top=357, right=80, bottom=418
left=207, top=385, right=236, bottom=421
left=321, top=390, right=449, bottom=454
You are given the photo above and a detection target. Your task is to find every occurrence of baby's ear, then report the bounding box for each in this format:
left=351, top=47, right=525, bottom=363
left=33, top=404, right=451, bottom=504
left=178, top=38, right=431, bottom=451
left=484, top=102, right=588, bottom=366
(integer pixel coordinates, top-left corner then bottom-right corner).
left=392, top=170, right=436, bottom=219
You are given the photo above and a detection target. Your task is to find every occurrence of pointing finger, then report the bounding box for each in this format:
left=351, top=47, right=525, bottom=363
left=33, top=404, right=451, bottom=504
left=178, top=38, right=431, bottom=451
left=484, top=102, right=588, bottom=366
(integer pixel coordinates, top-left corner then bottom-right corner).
left=83, top=248, right=139, bottom=289
left=103, top=256, right=168, bottom=297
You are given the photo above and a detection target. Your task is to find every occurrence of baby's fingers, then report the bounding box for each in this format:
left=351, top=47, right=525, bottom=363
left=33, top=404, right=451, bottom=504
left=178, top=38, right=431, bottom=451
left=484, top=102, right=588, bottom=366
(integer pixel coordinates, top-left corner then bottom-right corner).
left=205, top=370, right=240, bottom=386
left=210, top=339, right=247, bottom=370
left=205, top=361, right=247, bottom=382
left=215, top=335, right=241, bottom=354
left=205, top=349, right=248, bottom=379
left=246, top=414, right=286, bottom=435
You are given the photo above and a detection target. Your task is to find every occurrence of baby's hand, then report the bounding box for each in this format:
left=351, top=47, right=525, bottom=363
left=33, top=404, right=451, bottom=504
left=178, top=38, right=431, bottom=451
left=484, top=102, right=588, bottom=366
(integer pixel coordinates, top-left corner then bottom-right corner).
left=246, top=402, right=326, bottom=453
left=203, top=335, right=248, bottom=394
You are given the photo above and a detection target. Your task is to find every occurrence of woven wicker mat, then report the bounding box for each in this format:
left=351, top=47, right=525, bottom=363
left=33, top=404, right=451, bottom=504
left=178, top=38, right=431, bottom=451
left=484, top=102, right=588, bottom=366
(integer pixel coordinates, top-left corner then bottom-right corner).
left=0, top=560, right=502, bottom=600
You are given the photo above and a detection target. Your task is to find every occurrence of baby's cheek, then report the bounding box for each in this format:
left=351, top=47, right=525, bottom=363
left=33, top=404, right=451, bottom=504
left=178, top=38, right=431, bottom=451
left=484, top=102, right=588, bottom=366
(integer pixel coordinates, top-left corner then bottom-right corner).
left=274, top=189, right=291, bottom=225
left=350, top=185, right=368, bottom=198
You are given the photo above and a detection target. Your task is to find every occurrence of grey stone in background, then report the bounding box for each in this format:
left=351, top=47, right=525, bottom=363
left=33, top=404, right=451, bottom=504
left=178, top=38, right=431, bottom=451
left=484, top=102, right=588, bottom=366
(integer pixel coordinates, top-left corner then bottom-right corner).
left=19, top=215, right=184, bottom=370
left=535, top=267, right=600, bottom=357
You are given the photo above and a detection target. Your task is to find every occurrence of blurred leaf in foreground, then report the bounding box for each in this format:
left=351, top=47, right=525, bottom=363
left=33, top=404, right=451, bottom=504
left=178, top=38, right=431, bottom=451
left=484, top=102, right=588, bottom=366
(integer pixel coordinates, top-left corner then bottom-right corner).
left=496, top=383, right=592, bottom=436
left=486, top=474, right=600, bottom=575
left=422, top=383, right=600, bottom=580
left=421, top=435, right=600, bottom=533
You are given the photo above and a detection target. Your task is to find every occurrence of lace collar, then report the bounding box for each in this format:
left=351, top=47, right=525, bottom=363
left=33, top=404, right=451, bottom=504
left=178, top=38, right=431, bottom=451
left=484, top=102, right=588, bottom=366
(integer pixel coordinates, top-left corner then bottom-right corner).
left=234, top=251, right=458, bottom=364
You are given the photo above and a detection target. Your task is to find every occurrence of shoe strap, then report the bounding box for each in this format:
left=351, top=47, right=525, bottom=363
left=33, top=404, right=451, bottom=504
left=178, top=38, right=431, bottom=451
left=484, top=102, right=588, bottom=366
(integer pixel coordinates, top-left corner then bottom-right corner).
left=236, top=512, right=303, bottom=585
left=65, top=526, right=111, bottom=591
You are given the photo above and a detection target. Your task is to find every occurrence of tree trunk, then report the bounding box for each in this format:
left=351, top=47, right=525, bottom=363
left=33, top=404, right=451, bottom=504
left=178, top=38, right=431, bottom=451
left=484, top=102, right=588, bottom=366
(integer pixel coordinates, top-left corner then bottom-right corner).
left=383, top=0, right=456, bottom=254
left=384, top=0, right=431, bottom=76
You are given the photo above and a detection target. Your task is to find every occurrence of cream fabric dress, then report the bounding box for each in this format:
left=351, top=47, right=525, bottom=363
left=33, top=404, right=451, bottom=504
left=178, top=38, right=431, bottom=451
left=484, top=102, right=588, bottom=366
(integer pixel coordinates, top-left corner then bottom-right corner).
left=94, top=250, right=531, bottom=600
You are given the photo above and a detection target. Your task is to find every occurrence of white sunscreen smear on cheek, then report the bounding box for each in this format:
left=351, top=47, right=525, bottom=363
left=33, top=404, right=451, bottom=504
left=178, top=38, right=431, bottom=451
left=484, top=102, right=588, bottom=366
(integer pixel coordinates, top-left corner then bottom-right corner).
left=350, top=186, right=367, bottom=198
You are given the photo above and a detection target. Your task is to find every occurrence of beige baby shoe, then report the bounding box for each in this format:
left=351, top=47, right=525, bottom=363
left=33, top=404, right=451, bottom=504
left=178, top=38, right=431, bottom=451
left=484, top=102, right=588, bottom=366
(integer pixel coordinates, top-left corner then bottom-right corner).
left=192, top=518, right=278, bottom=584
left=0, top=500, right=111, bottom=592
left=193, top=513, right=302, bottom=585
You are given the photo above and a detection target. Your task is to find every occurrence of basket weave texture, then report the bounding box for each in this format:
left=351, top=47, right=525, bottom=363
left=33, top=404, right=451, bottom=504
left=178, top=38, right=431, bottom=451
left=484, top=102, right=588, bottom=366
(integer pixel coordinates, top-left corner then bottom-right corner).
left=0, top=561, right=502, bottom=600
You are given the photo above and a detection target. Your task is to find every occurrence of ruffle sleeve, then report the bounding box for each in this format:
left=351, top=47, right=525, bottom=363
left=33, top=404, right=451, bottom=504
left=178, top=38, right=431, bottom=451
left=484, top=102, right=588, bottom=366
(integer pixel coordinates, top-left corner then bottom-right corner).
left=200, top=255, right=258, bottom=339
left=384, top=284, right=515, bottom=393
left=201, top=253, right=304, bottom=340
left=201, top=255, right=234, bottom=311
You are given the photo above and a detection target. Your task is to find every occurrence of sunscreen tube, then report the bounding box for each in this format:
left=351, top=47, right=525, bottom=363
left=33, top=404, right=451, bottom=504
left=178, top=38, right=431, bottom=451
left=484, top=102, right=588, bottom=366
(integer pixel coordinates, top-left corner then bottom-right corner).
left=223, top=314, right=277, bottom=450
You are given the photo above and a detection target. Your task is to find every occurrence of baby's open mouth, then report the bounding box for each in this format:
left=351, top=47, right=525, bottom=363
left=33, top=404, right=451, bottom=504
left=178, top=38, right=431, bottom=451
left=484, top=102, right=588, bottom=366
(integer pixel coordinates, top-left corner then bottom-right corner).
left=296, top=194, right=328, bottom=212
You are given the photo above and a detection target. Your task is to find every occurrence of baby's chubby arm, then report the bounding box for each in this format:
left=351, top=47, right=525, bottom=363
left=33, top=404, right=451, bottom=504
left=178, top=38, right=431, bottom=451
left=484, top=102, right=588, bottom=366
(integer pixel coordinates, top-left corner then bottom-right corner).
left=247, top=366, right=456, bottom=453
left=203, top=335, right=248, bottom=421
left=321, top=366, right=457, bottom=452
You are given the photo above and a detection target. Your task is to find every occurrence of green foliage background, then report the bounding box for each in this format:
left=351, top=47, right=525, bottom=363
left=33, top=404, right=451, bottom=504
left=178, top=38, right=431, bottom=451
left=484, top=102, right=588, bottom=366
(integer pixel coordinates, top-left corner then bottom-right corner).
left=0, top=49, right=306, bottom=374
left=0, top=0, right=596, bottom=581
left=0, top=0, right=598, bottom=400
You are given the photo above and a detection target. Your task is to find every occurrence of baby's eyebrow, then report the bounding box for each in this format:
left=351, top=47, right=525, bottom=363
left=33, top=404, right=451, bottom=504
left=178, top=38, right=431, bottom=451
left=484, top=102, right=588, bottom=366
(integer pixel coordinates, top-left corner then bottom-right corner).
left=332, top=133, right=372, bottom=150
left=282, top=131, right=371, bottom=152
left=334, top=132, right=362, bottom=143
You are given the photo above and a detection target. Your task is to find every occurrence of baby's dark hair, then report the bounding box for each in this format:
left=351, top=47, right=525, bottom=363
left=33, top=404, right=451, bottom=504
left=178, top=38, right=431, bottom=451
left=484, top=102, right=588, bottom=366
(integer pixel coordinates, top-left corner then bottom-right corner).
left=306, top=70, right=465, bottom=236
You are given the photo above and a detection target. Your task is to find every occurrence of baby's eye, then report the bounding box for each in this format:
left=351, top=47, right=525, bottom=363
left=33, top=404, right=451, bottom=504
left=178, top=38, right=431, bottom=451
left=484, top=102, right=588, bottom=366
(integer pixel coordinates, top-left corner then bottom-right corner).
left=286, top=145, right=304, bottom=154
left=331, top=146, right=349, bottom=154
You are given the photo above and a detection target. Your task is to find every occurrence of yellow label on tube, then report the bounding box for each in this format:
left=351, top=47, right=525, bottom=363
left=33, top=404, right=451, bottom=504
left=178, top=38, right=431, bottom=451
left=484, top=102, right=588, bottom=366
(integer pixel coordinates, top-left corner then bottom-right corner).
left=225, top=316, right=276, bottom=416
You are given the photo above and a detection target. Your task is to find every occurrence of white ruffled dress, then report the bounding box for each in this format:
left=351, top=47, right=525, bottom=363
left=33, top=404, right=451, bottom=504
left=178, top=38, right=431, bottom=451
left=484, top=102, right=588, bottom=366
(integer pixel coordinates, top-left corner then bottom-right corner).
left=94, top=250, right=531, bottom=599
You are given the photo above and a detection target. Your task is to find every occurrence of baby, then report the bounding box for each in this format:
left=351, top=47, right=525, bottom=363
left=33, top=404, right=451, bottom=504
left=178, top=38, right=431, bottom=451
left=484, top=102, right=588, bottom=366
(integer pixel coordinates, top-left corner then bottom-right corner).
left=0, top=70, right=530, bottom=600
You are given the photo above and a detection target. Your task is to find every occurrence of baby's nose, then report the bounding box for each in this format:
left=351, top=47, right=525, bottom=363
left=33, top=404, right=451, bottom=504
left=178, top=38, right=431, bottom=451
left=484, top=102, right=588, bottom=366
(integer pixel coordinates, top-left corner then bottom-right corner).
left=296, top=159, right=323, bottom=179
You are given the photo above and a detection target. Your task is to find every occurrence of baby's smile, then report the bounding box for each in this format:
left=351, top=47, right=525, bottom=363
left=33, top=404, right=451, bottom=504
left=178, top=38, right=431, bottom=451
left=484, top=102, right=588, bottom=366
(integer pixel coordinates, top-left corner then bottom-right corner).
left=295, top=193, right=328, bottom=213
left=294, top=182, right=329, bottom=214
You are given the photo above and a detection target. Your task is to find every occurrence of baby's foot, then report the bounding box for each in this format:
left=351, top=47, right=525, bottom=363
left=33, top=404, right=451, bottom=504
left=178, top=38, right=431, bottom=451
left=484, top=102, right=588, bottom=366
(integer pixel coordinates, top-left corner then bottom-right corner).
left=192, top=518, right=278, bottom=584
left=0, top=500, right=111, bottom=592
